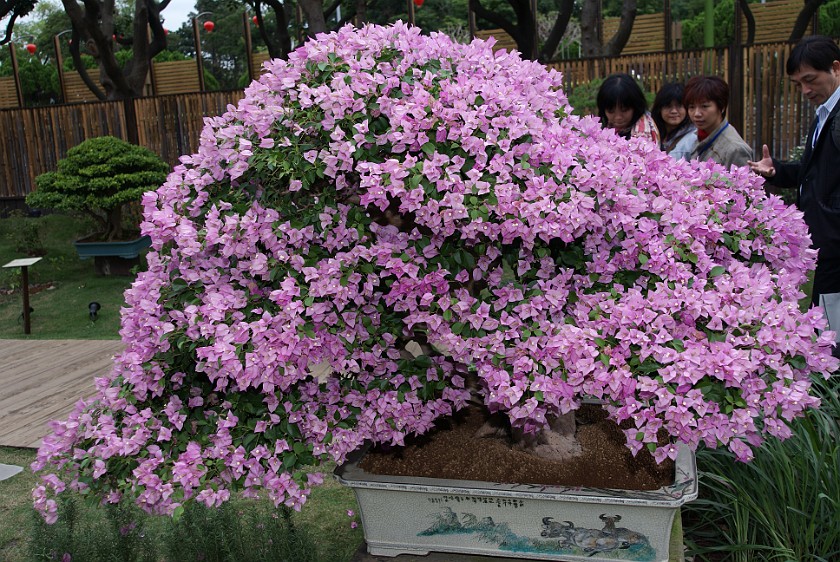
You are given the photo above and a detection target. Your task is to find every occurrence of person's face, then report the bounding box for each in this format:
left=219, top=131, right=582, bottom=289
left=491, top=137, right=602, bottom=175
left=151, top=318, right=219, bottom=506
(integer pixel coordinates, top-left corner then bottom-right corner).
left=789, top=61, right=840, bottom=106
left=687, top=99, right=724, bottom=134
left=605, top=105, right=634, bottom=131
left=661, top=101, right=686, bottom=130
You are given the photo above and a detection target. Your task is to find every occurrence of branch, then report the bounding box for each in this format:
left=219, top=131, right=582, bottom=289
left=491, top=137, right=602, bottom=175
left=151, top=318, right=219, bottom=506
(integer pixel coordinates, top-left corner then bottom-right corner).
left=254, top=0, right=291, bottom=59
left=66, top=23, right=107, bottom=100
left=472, top=0, right=519, bottom=46
left=604, top=0, right=637, bottom=57
left=739, top=0, right=755, bottom=45
left=0, top=0, right=36, bottom=45
left=323, top=0, right=341, bottom=20
left=789, top=0, right=826, bottom=43
left=539, top=0, right=575, bottom=62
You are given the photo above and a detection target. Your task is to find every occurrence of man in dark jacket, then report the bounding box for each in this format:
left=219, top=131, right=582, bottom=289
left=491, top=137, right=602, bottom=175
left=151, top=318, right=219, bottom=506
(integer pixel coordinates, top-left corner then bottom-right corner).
left=749, top=36, right=840, bottom=309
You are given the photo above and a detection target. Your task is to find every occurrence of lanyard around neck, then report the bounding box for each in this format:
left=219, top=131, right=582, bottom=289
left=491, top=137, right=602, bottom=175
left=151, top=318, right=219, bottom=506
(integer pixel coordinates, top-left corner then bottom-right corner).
left=697, top=122, right=729, bottom=159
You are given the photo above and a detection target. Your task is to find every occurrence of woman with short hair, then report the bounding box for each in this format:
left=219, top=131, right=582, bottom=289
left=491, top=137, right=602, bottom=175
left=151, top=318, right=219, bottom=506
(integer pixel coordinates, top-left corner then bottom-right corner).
left=684, top=76, right=753, bottom=168
left=596, top=73, right=660, bottom=145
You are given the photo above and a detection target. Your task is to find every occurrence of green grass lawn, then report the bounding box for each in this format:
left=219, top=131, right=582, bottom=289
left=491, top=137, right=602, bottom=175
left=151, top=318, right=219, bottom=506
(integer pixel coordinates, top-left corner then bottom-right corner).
left=0, top=214, right=134, bottom=339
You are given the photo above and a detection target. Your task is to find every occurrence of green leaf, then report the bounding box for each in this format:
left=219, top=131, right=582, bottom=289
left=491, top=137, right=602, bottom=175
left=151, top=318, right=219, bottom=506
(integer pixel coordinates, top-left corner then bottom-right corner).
left=709, top=266, right=726, bottom=278
left=788, top=355, right=807, bottom=370
left=421, top=142, right=436, bottom=156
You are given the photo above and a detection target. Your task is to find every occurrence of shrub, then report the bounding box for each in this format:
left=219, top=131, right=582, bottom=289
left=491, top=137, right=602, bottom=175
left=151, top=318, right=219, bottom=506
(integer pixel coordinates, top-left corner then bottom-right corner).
left=26, top=136, right=168, bottom=241
left=32, top=23, right=837, bottom=522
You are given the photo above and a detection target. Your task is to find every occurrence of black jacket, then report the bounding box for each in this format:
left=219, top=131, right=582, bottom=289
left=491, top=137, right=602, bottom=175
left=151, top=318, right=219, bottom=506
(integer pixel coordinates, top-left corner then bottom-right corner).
left=770, top=104, right=840, bottom=262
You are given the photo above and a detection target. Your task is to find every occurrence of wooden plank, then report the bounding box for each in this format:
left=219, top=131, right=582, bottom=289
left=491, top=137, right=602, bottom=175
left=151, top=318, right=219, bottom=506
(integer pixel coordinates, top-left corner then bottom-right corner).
left=251, top=52, right=272, bottom=78
left=62, top=72, right=100, bottom=103
left=473, top=29, right=519, bottom=53
left=0, top=339, right=124, bottom=448
left=152, top=60, right=201, bottom=95
left=0, top=76, right=19, bottom=109
left=604, top=13, right=666, bottom=55
left=742, top=0, right=814, bottom=44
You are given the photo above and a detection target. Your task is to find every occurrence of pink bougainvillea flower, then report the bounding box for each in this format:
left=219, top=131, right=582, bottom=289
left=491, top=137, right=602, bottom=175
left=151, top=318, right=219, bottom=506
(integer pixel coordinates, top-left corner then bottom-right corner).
left=31, top=23, right=837, bottom=521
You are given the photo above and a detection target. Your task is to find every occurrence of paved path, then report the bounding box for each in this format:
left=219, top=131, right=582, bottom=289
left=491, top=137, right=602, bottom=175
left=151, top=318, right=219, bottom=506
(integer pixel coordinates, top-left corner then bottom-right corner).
left=0, top=339, right=123, bottom=448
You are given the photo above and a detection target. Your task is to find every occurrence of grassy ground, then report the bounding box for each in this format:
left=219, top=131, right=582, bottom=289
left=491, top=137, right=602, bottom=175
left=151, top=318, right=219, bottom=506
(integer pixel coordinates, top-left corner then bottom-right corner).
left=0, top=447, right=364, bottom=562
left=0, top=214, right=134, bottom=339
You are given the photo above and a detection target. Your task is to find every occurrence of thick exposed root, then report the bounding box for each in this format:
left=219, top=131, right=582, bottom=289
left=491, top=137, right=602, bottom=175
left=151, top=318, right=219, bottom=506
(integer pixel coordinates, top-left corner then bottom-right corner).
left=475, top=410, right=582, bottom=462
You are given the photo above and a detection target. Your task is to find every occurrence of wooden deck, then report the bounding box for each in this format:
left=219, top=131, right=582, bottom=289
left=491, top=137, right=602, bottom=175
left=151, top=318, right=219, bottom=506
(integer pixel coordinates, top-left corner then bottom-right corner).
left=0, top=339, right=123, bottom=448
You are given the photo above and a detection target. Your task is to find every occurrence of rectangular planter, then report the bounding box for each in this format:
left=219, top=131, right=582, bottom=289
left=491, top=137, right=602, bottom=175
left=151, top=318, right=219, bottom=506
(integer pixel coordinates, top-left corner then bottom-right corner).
left=74, top=235, right=152, bottom=259
left=335, top=444, right=697, bottom=562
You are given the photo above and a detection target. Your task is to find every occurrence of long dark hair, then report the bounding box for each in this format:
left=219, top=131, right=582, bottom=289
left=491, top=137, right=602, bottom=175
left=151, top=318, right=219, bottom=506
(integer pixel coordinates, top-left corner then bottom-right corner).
left=596, top=73, right=647, bottom=135
left=652, top=83, right=690, bottom=143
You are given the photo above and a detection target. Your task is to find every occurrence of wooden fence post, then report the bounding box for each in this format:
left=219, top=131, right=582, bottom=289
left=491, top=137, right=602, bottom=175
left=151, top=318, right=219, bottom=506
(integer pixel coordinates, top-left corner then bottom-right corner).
left=244, top=11, right=254, bottom=84
left=192, top=18, right=206, bottom=92
left=728, top=0, right=744, bottom=136
left=9, top=43, right=23, bottom=107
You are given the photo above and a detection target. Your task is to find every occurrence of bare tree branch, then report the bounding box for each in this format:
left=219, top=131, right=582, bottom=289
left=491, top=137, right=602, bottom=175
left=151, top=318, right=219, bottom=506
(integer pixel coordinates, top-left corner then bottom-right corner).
left=539, top=0, right=575, bottom=62
left=790, top=0, right=826, bottom=43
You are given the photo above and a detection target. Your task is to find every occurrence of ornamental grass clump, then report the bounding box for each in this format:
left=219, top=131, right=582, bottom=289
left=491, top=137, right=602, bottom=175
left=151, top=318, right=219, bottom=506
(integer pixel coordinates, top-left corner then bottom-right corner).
left=32, top=23, right=838, bottom=522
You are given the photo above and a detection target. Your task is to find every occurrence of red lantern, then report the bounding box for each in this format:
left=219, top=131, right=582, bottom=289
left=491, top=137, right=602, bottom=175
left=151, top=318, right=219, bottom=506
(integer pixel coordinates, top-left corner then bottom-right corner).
left=164, top=28, right=169, bottom=35
left=25, top=43, right=36, bottom=55
left=203, top=20, right=215, bottom=32
left=413, top=0, right=423, bottom=6
left=252, top=15, right=259, bottom=25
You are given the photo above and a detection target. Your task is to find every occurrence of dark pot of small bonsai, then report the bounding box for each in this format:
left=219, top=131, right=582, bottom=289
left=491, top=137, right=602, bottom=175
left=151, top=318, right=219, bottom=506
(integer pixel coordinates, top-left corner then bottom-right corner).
left=26, top=136, right=169, bottom=275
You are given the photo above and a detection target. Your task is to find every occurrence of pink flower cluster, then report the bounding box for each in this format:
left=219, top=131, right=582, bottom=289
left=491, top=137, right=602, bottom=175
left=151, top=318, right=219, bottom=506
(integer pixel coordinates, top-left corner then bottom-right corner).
left=32, top=23, right=837, bottom=520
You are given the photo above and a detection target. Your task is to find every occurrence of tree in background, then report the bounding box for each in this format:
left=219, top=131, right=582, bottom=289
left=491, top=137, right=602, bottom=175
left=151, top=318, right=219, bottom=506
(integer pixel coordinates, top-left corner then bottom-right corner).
left=59, top=0, right=170, bottom=99
left=580, top=0, right=636, bottom=57
left=0, top=0, right=37, bottom=44
left=819, top=0, right=840, bottom=38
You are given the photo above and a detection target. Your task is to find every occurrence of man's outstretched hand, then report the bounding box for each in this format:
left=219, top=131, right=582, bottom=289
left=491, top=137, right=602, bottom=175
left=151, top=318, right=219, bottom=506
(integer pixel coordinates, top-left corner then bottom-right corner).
left=748, top=144, right=776, bottom=178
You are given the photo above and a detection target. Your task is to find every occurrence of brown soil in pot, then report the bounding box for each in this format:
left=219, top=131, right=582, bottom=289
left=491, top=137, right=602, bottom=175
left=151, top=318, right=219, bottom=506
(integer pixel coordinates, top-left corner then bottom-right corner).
left=359, top=404, right=675, bottom=490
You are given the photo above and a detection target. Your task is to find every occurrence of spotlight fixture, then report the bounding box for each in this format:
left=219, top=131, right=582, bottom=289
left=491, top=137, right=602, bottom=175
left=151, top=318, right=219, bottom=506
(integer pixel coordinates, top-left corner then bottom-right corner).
left=89, top=301, right=101, bottom=321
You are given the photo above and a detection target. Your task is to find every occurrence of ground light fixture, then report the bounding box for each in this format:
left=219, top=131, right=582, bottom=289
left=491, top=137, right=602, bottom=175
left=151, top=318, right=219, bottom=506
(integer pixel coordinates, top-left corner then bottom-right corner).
left=89, top=301, right=101, bottom=321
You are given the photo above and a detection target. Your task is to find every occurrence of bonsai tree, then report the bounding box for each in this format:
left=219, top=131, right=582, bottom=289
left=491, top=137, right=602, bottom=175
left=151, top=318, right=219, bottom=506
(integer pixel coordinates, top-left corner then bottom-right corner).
left=32, top=24, right=838, bottom=521
left=26, top=136, right=169, bottom=242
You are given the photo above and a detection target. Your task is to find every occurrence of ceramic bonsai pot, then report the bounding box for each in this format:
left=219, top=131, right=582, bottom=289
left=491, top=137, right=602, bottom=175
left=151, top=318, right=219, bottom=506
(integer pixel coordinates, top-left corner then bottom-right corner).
left=335, top=444, right=697, bottom=562
left=74, top=235, right=151, bottom=275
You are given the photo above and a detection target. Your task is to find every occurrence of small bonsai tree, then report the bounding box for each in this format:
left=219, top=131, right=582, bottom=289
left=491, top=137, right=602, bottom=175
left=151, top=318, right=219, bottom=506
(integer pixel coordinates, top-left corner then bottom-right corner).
left=32, top=24, right=838, bottom=522
left=26, top=136, right=169, bottom=241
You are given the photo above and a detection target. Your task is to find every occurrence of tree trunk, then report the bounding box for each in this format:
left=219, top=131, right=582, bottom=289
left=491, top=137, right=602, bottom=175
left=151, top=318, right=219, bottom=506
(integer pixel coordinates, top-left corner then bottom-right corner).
left=472, top=0, right=536, bottom=60
left=581, top=0, right=637, bottom=58
left=789, top=0, right=826, bottom=43
left=60, top=0, right=167, bottom=100
left=106, top=206, right=123, bottom=241
left=604, top=0, right=637, bottom=57
left=259, top=0, right=292, bottom=59
left=475, top=407, right=582, bottom=462
left=539, top=0, right=575, bottom=62
left=579, top=0, right=600, bottom=57
left=298, top=0, right=328, bottom=37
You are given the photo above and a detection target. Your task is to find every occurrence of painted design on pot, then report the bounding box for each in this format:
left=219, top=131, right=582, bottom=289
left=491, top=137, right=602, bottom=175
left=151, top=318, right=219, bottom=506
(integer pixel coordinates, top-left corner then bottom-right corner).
left=419, top=508, right=655, bottom=560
